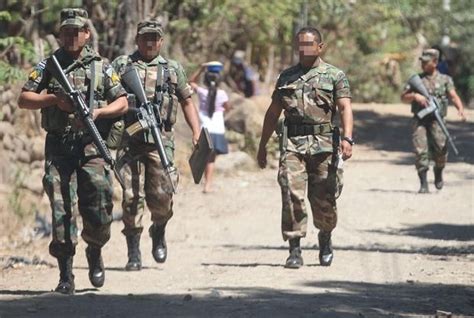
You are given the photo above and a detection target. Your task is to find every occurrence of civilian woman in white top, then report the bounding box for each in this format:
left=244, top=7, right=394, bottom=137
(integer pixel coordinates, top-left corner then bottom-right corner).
left=190, top=61, right=231, bottom=193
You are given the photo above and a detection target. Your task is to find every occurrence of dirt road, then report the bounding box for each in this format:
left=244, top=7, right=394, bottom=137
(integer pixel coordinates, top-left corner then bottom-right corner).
left=0, top=104, right=473, bottom=317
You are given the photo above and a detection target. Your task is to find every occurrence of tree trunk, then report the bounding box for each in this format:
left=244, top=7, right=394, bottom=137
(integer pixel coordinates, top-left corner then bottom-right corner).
left=122, top=0, right=138, bottom=55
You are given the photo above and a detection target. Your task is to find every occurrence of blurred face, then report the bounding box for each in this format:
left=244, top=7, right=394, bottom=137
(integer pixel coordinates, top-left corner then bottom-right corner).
left=136, top=33, right=163, bottom=60
left=60, top=26, right=90, bottom=53
left=297, top=32, right=323, bottom=61
left=421, top=58, right=437, bottom=74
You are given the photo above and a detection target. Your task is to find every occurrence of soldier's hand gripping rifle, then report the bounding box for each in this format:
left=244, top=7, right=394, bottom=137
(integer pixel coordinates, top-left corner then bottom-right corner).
left=408, top=74, right=459, bottom=156
left=121, top=67, right=177, bottom=193
left=46, top=54, right=126, bottom=187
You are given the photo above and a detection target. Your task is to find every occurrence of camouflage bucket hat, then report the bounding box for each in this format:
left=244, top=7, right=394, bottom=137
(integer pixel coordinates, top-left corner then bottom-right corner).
left=137, top=20, right=164, bottom=36
left=60, top=8, right=88, bottom=28
left=419, top=49, right=440, bottom=62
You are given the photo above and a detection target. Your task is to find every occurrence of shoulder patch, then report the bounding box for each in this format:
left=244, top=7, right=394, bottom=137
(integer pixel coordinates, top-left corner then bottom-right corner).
left=38, top=59, right=47, bottom=70
left=111, top=72, right=120, bottom=84
left=28, top=70, right=39, bottom=81
left=105, top=65, right=120, bottom=84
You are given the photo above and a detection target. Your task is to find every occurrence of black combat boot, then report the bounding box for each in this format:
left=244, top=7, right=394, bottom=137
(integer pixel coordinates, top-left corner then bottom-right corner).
left=284, top=238, right=303, bottom=269
left=418, top=169, right=429, bottom=193
left=434, top=167, right=444, bottom=190
left=318, top=231, right=333, bottom=267
left=125, top=234, right=142, bottom=271
left=55, top=256, right=75, bottom=295
left=86, top=246, right=105, bottom=288
left=150, top=223, right=167, bottom=263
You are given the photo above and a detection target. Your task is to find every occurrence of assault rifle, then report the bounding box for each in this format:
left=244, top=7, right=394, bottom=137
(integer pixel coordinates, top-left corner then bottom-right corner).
left=46, top=54, right=125, bottom=186
left=408, top=74, right=459, bottom=156
left=121, top=67, right=177, bottom=193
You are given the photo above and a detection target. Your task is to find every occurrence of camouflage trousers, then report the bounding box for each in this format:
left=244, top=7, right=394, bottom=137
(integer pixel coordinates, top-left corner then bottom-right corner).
left=117, top=136, right=177, bottom=237
left=278, top=151, right=343, bottom=241
left=412, top=117, right=447, bottom=172
left=43, top=134, right=114, bottom=259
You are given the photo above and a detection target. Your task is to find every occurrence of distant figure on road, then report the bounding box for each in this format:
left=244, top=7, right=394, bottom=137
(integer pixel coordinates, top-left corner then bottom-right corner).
left=226, top=50, right=258, bottom=97
left=190, top=61, right=231, bottom=193
left=432, top=45, right=450, bottom=75
left=401, top=48, right=466, bottom=193
left=257, top=27, right=354, bottom=269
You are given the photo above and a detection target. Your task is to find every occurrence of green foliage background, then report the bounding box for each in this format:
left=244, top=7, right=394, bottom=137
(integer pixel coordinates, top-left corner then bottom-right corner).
left=0, top=0, right=472, bottom=104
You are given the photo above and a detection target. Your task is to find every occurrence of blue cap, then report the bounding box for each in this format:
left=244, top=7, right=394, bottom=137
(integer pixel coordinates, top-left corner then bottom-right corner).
left=204, top=61, right=223, bottom=73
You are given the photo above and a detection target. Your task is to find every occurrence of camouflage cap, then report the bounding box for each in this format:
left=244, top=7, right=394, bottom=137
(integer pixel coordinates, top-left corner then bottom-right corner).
left=419, top=49, right=440, bottom=62
left=60, top=8, right=88, bottom=28
left=137, top=20, right=164, bottom=36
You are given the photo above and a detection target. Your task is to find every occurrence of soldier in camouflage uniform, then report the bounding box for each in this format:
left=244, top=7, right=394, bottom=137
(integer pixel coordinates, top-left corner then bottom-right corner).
left=257, top=27, right=354, bottom=268
left=17, top=9, right=128, bottom=294
left=112, top=20, right=200, bottom=271
left=401, top=49, right=466, bottom=193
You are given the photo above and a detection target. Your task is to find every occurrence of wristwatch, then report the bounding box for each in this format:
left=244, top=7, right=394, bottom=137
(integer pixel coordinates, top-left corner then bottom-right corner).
left=343, top=136, right=355, bottom=146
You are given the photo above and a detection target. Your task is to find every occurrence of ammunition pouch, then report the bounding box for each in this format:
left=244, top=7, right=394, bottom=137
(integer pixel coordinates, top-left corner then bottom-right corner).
left=106, top=119, right=125, bottom=149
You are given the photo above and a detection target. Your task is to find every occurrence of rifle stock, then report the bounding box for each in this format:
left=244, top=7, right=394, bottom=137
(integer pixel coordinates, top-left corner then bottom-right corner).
left=408, top=74, right=459, bottom=156
left=121, top=67, right=177, bottom=193
left=46, top=54, right=126, bottom=186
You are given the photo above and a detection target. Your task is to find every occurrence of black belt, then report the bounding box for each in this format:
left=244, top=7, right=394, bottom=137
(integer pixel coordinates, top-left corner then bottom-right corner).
left=286, top=123, right=333, bottom=137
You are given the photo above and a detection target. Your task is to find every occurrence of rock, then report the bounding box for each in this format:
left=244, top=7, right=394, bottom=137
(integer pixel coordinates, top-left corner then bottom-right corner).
left=1, top=105, right=12, bottom=122
left=3, top=133, right=14, bottom=150
left=215, top=151, right=255, bottom=173
left=21, top=169, right=43, bottom=194
left=0, top=122, right=14, bottom=139
left=16, top=149, right=31, bottom=163
left=225, top=131, right=246, bottom=149
left=16, top=134, right=28, bottom=150
left=31, top=160, right=43, bottom=170
left=30, top=137, right=45, bottom=162
left=210, top=289, right=222, bottom=298
left=225, top=95, right=264, bottom=136
left=183, top=294, right=192, bottom=301
left=0, top=90, right=15, bottom=105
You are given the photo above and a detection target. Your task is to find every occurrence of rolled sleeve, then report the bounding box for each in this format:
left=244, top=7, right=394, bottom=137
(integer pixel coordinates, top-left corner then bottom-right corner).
left=334, top=71, right=351, bottom=99
left=271, top=76, right=284, bottom=105
left=445, top=75, right=455, bottom=92
left=175, top=63, right=193, bottom=101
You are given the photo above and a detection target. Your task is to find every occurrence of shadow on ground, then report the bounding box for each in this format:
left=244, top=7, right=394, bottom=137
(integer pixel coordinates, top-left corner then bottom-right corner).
left=369, top=223, right=474, bottom=242
left=219, top=242, right=474, bottom=256
left=0, top=281, right=472, bottom=317
left=354, top=109, right=474, bottom=164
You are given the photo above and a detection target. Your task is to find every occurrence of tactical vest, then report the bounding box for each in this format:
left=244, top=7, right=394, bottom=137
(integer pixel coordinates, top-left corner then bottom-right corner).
left=126, top=56, right=179, bottom=131
left=411, top=73, right=451, bottom=118
left=278, top=74, right=337, bottom=126
left=42, top=56, right=106, bottom=134
left=421, top=75, right=450, bottom=117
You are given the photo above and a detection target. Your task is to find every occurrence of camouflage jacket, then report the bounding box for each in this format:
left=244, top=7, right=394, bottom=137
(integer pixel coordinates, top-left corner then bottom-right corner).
left=22, top=46, right=126, bottom=136
left=405, top=71, right=454, bottom=118
left=112, top=52, right=192, bottom=138
left=272, top=59, right=351, bottom=155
